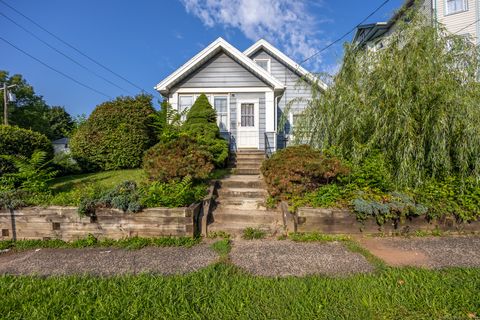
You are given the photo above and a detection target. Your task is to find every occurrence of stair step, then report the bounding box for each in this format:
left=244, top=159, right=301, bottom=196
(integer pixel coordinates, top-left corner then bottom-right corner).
left=219, top=179, right=264, bottom=189
left=212, top=209, right=280, bottom=224
left=216, top=197, right=268, bottom=210
left=235, top=164, right=262, bottom=170
left=217, top=187, right=267, bottom=198
left=207, top=222, right=281, bottom=237
left=233, top=168, right=261, bottom=175
left=233, top=154, right=265, bottom=160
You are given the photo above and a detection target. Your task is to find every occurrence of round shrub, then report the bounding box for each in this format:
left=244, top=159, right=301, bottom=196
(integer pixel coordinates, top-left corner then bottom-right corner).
left=70, top=95, right=156, bottom=171
left=261, top=145, right=349, bottom=200
left=143, top=135, right=214, bottom=182
left=0, top=125, right=53, bottom=175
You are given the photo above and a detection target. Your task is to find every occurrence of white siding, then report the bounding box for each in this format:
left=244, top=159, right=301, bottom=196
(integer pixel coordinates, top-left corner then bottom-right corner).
left=436, top=0, right=478, bottom=42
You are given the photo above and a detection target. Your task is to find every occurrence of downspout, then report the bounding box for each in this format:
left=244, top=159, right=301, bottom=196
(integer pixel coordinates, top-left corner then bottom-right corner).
left=275, top=95, right=282, bottom=151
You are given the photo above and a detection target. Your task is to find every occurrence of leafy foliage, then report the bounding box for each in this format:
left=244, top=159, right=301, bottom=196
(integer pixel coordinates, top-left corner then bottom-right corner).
left=143, top=135, right=214, bottom=182
left=182, top=94, right=228, bottom=168
left=141, top=176, right=207, bottom=208
left=242, top=227, right=266, bottom=240
left=51, top=153, right=82, bottom=176
left=47, top=106, right=74, bottom=140
left=261, top=145, right=348, bottom=200
left=0, top=125, right=53, bottom=175
left=0, top=151, right=57, bottom=193
left=292, top=13, right=480, bottom=188
left=0, top=189, right=27, bottom=209
left=70, top=94, right=156, bottom=171
left=150, top=100, right=184, bottom=143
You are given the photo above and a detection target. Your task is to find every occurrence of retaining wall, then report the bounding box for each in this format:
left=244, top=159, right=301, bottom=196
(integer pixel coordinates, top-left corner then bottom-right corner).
left=282, top=203, right=480, bottom=234
left=0, top=204, right=201, bottom=241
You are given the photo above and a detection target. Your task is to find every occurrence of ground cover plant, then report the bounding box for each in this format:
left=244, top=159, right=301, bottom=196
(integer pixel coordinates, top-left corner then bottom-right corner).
left=0, top=265, right=478, bottom=319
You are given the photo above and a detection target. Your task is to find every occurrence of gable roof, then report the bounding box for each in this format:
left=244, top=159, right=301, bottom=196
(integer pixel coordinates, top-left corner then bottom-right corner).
left=155, top=37, right=285, bottom=95
left=243, top=39, right=328, bottom=91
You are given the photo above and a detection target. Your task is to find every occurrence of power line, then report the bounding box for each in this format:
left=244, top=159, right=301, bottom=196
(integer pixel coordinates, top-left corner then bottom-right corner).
left=454, top=18, right=480, bottom=35
left=0, top=0, right=150, bottom=94
left=300, top=0, right=392, bottom=64
left=0, top=12, right=134, bottom=95
left=0, top=36, right=112, bottom=99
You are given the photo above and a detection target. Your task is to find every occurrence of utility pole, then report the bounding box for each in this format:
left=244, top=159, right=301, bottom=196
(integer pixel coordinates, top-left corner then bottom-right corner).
left=1, top=83, right=16, bottom=125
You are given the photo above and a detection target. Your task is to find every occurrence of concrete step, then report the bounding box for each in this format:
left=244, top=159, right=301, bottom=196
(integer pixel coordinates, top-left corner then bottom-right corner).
left=230, top=159, right=264, bottom=166
left=233, top=153, right=265, bottom=160
left=207, top=222, right=282, bottom=237
left=235, top=164, right=262, bottom=170
left=217, top=187, right=267, bottom=198
left=219, top=178, right=264, bottom=189
left=236, top=149, right=265, bottom=154
left=233, top=168, right=261, bottom=175
left=215, top=197, right=268, bottom=210
left=212, top=209, right=281, bottom=224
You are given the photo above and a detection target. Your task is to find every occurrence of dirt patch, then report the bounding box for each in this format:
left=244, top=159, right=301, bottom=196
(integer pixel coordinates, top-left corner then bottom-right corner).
left=230, top=240, right=374, bottom=277
left=359, top=236, right=480, bottom=268
left=0, top=245, right=217, bottom=276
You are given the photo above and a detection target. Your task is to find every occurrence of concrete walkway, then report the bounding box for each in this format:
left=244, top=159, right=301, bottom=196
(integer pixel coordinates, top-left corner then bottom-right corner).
left=0, top=236, right=479, bottom=276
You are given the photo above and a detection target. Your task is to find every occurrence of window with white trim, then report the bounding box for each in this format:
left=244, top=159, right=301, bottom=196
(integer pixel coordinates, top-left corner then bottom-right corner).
left=178, top=95, right=194, bottom=120
left=445, top=0, right=468, bottom=15
left=254, top=59, right=271, bottom=73
left=213, top=96, right=228, bottom=131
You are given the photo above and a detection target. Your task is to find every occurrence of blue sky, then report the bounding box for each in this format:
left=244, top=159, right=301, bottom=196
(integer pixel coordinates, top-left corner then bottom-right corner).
left=0, top=0, right=403, bottom=116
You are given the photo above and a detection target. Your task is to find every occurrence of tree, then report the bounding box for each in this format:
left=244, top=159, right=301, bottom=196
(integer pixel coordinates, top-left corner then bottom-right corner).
left=150, top=100, right=183, bottom=143
left=182, top=94, right=228, bottom=167
left=47, top=106, right=74, bottom=140
left=70, top=94, right=157, bottom=171
left=292, top=13, right=480, bottom=187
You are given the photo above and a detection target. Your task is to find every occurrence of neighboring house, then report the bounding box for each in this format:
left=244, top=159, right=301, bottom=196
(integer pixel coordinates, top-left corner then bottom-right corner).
left=353, top=0, right=479, bottom=50
left=155, top=38, right=326, bottom=155
left=52, top=137, right=70, bottom=155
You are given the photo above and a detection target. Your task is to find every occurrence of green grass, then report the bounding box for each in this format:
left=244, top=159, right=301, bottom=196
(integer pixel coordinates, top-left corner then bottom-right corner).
left=288, top=232, right=350, bottom=242
left=0, top=235, right=200, bottom=251
left=210, top=239, right=231, bottom=258
left=242, top=227, right=266, bottom=240
left=0, top=265, right=478, bottom=319
left=30, top=169, right=146, bottom=206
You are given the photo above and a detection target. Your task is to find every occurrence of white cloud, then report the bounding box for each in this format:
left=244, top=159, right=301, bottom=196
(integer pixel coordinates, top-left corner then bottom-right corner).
left=180, top=0, right=330, bottom=69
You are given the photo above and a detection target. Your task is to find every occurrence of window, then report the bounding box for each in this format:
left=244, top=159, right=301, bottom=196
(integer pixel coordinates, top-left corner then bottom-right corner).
left=214, top=96, right=228, bottom=131
left=240, top=103, right=255, bottom=127
left=178, top=95, right=194, bottom=120
left=445, top=0, right=468, bottom=15
left=254, top=59, right=271, bottom=73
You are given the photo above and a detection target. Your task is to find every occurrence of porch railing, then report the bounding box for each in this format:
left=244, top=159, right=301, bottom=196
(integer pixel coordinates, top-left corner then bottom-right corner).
left=264, top=132, right=276, bottom=158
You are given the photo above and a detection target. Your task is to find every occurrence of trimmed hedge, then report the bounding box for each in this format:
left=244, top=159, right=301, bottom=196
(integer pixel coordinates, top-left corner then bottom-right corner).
left=0, top=125, right=53, bottom=175
left=70, top=95, right=156, bottom=171
left=261, top=145, right=349, bottom=200
left=143, top=135, right=214, bottom=182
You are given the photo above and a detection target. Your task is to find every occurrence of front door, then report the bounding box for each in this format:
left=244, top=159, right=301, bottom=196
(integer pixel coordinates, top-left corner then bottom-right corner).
left=237, top=99, right=259, bottom=148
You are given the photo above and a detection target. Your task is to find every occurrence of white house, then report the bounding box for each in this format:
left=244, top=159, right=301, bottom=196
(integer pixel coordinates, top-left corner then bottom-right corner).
left=155, top=38, right=326, bottom=155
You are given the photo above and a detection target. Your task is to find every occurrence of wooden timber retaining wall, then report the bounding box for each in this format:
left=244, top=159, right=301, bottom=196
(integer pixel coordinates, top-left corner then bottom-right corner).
left=281, top=202, right=480, bottom=234
left=0, top=203, right=201, bottom=241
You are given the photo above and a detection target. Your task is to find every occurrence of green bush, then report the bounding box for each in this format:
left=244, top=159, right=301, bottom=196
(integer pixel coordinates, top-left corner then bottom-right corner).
left=0, top=125, right=53, bottom=175
left=143, top=135, right=214, bottom=182
left=261, top=145, right=349, bottom=200
left=141, top=176, right=207, bottom=208
left=182, top=94, right=229, bottom=168
left=51, top=153, right=82, bottom=176
left=70, top=95, right=156, bottom=171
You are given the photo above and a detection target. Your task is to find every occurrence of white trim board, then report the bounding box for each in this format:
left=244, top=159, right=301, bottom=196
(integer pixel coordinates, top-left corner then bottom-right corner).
left=172, top=87, right=274, bottom=93
left=244, top=39, right=328, bottom=91
left=155, top=37, right=285, bottom=95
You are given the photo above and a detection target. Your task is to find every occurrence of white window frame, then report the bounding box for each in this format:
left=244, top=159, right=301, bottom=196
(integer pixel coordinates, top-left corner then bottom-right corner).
left=253, top=58, right=271, bottom=73
left=178, top=94, right=194, bottom=120
left=213, top=94, right=230, bottom=132
left=445, top=0, right=468, bottom=16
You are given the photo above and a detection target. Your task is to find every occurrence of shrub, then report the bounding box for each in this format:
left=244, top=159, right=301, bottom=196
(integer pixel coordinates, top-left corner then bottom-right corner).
left=0, top=125, right=53, bottom=175
left=352, top=192, right=427, bottom=226
left=261, top=145, right=349, bottom=199
left=141, top=176, right=207, bottom=208
left=242, top=228, right=266, bottom=240
left=51, top=153, right=82, bottom=176
left=70, top=95, right=156, bottom=171
left=0, top=189, right=27, bottom=209
left=143, top=135, right=214, bottom=182
left=182, top=94, right=229, bottom=168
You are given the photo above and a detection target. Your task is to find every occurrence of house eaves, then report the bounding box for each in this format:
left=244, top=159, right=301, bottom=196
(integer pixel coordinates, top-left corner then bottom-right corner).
left=154, top=37, right=285, bottom=95
left=243, top=39, right=328, bottom=91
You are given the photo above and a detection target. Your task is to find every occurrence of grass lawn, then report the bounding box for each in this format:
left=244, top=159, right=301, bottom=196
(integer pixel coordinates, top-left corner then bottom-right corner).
left=0, top=264, right=478, bottom=319
left=30, top=169, right=147, bottom=206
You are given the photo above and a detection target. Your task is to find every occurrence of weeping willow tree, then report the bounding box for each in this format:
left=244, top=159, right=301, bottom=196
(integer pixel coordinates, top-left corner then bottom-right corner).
left=292, top=12, right=480, bottom=188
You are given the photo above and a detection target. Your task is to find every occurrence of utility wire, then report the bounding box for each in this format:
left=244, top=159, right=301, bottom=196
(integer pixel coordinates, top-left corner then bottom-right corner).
left=454, top=18, right=480, bottom=35
left=0, top=36, right=112, bottom=99
left=300, top=0, right=392, bottom=64
left=0, top=0, right=150, bottom=94
left=0, top=12, right=133, bottom=95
